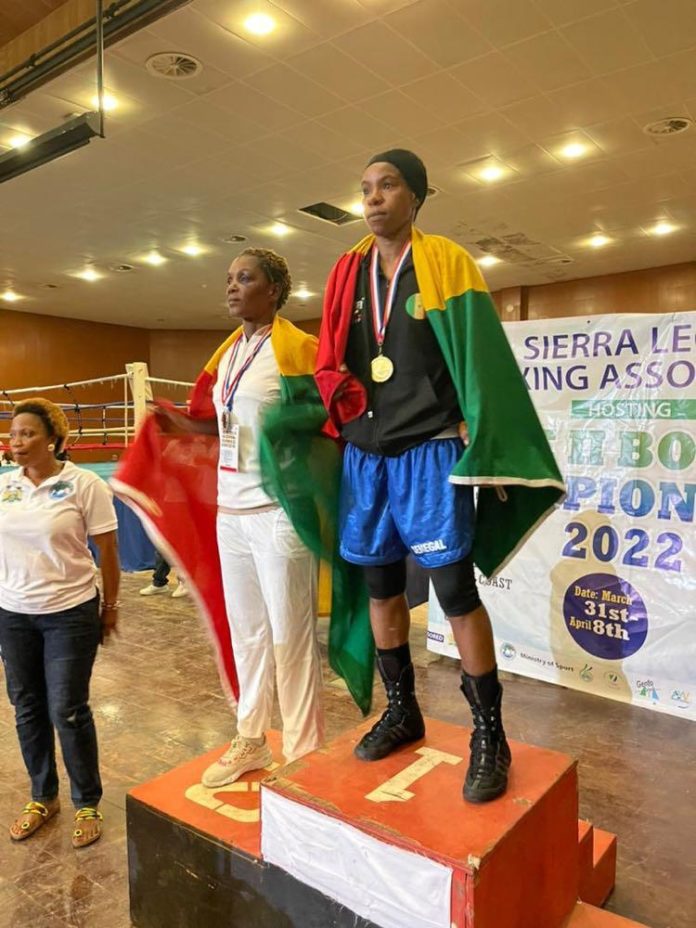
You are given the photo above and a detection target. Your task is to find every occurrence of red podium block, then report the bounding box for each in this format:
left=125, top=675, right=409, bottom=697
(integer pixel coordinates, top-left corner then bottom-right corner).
left=261, top=717, right=580, bottom=928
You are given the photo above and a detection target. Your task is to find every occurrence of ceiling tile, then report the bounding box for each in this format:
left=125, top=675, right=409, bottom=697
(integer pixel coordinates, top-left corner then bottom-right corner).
left=334, top=21, right=437, bottom=84
left=204, top=81, right=302, bottom=130
left=561, top=8, right=654, bottom=74
left=500, top=95, right=577, bottom=138
left=451, top=112, right=532, bottom=161
left=279, top=119, right=366, bottom=160
left=532, top=0, right=619, bottom=26
left=409, top=125, right=472, bottom=168
left=243, top=64, right=346, bottom=117
left=504, top=31, right=592, bottom=91
left=360, top=89, right=446, bottom=135
left=605, top=59, right=682, bottom=114
left=287, top=43, right=390, bottom=102
left=319, top=106, right=406, bottom=150
left=386, top=0, right=492, bottom=68
left=270, top=0, right=372, bottom=38
left=169, top=98, right=267, bottom=144
left=458, top=0, right=553, bottom=48
left=450, top=51, right=540, bottom=108
left=584, top=117, right=654, bottom=156
left=625, top=0, right=696, bottom=56
left=401, top=72, right=487, bottom=122
left=547, top=78, right=628, bottom=127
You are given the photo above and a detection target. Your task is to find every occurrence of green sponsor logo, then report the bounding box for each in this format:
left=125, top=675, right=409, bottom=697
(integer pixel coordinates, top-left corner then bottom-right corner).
left=571, top=399, right=696, bottom=420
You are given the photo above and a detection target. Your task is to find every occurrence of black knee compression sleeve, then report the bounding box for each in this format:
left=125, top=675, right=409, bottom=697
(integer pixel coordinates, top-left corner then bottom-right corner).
left=363, top=560, right=407, bottom=600
left=430, top=554, right=481, bottom=617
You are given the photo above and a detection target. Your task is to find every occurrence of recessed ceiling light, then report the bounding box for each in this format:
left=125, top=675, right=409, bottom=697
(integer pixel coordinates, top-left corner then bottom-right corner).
left=221, top=233, right=247, bottom=244
left=75, top=267, right=102, bottom=282
left=269, top=222, right=291, bottom=237
left=91, top=93, right=118, bottom=112
left=8, top=133, right=32, bottom=149
left=295, top=288, right=313, bottom=300
left=243, top=13, right=276, bottom=36
left=478, top=164, right=506, bottom=183
left=588, top=233, right=612, bottom=248
left=1, top=289, right=23, bottom=302
left=110, top=263, right=134, bottom=272
left=180, top=243, right=205, bottom=256
left=347, top=200, right=364, bottom=217
left=478, top=255, right=501, bottom=267
left=559, top=142, right=587, bottom=160
left=142, top=251, right=167, bottom=266
left=650, top=221, right=677, bottom=236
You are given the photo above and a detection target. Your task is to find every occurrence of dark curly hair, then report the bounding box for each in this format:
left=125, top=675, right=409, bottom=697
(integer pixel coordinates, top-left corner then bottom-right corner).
left=239, top=247, right=292, bottom=310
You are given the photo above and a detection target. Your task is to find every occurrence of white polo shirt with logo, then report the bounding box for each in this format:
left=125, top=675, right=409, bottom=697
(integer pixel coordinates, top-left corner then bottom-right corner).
left=0, top=461, right=118, bottom=614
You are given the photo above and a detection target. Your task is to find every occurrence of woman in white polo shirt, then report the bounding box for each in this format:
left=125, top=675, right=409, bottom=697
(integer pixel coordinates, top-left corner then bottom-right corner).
left=0, top=398, right=120, bottom=847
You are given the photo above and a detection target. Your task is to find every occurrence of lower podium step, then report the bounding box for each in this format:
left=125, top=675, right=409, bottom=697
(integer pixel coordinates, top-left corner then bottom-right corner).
left=564, top=901, right=649, bottom=927
left=127, top=718, right=642, bottom=928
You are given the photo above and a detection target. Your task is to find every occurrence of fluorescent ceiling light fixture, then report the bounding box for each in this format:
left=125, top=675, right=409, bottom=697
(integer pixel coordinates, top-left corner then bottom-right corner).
left=180, top=243, right=205, bottom=256
left=269, top=222, right=291, bottom=237
left=478, top=255, right=501, bottom=267
left=588, top=233, right=612, bottom=248
left=244, top=13, right=276, bottom=35
left=91, top=93, right=118, bottom=112
left=1, top=289, right=23, bottom=302
left=8, top=133, right=33, bottom=149
left=650, top=221, right=677, bottom=236
left=559, top=142, right=587, bottom=160
left=294, top=288, right=313, bottom=300
left=0, top=113, right=101, bottom=186
left=142, top=251, right=167, bottom=266
left=75, top=267, right=102, bottom=281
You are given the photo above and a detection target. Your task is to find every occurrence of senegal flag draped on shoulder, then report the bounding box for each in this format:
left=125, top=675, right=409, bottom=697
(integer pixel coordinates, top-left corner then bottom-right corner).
left=315, top=227, right=565, bottom=578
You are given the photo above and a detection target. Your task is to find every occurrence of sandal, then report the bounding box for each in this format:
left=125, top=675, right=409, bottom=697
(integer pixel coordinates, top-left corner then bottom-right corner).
left=9, top=800, right=60, bottom=842
left=72, top=807, right=103, bottom=849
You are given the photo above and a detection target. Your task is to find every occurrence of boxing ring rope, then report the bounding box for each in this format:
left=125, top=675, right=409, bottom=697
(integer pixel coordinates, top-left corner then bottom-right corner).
left=0, top=362, right=193, bottom=455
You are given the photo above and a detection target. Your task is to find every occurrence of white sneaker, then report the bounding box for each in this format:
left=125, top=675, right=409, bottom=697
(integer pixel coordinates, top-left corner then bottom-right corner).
left=139, top=583, right=169, bottom=596
left=171, top=581, right=188, bottom=598
left=201, top=736, right=273, bottom=788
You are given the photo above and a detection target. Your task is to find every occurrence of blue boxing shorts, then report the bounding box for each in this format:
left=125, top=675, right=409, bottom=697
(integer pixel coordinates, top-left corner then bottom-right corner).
left=339, top=438, right=475, bottom=569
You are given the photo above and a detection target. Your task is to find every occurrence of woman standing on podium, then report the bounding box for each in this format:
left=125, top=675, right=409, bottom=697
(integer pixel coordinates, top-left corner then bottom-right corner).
left=147, top=249, right=325, bottom=786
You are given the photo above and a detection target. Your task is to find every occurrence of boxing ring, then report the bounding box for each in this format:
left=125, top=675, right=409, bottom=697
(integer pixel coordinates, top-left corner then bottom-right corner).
left=0, top=362, right=193, bottom=571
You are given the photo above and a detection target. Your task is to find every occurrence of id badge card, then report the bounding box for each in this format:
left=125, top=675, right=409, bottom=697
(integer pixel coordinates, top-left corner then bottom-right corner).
left=219, top=423, right=240, bottom=472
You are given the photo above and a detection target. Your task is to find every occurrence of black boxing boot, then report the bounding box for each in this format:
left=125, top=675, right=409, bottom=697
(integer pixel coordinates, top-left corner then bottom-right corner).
left=460, top=668, right=511, bottom=803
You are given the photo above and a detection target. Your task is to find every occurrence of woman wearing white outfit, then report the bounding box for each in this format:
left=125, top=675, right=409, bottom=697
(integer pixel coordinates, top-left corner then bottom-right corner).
left=158, top=249, right=324, bottom=785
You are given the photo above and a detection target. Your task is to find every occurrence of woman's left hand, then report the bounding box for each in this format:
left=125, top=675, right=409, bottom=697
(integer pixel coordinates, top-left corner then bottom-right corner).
left=458, top=420, right=470, bottom=447
left=100, top=606, right=119, bottom=642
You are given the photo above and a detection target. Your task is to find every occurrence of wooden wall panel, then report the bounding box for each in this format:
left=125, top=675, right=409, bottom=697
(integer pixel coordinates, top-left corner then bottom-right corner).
left=0, top=0, right=68, bottom=46
left=0, top=308, right=148, bottom=392
left=523, top=262, right=696, bottom=320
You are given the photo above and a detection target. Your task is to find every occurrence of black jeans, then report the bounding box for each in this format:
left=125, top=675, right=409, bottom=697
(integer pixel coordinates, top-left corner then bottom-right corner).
left=0, top=595, right=103, bottom=808
left=153, top=551, right=171, bottom=588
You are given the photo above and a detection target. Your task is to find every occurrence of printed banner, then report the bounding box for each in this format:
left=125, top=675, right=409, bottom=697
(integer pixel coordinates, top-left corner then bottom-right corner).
left=427, top=312, right=696, bottom=720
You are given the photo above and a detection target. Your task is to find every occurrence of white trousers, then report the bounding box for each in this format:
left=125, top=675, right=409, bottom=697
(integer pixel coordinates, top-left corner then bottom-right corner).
left=216, top=509, right=324, bottom=762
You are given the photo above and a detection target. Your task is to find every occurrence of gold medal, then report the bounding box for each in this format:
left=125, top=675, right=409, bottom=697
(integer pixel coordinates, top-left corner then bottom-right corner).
left=371, top=354, right=394, bottom=383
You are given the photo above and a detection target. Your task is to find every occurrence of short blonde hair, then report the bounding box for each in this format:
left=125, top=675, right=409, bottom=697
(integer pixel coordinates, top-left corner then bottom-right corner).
left=13, top=397, right=70, bottom=454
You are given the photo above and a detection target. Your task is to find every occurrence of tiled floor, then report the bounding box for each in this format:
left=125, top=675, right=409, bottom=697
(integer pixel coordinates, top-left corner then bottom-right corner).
left=0, top=573, right=694, bottom=928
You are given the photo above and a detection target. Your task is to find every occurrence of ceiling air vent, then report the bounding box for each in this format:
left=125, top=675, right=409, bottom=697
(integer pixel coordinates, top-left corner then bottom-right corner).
left=298, top=202, right=362, bottom=226
left=643, top=116, right=693, bottom=137
left=146, top=53, right=203, bottom=81
left=110, top=263, right=134, bottom=273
